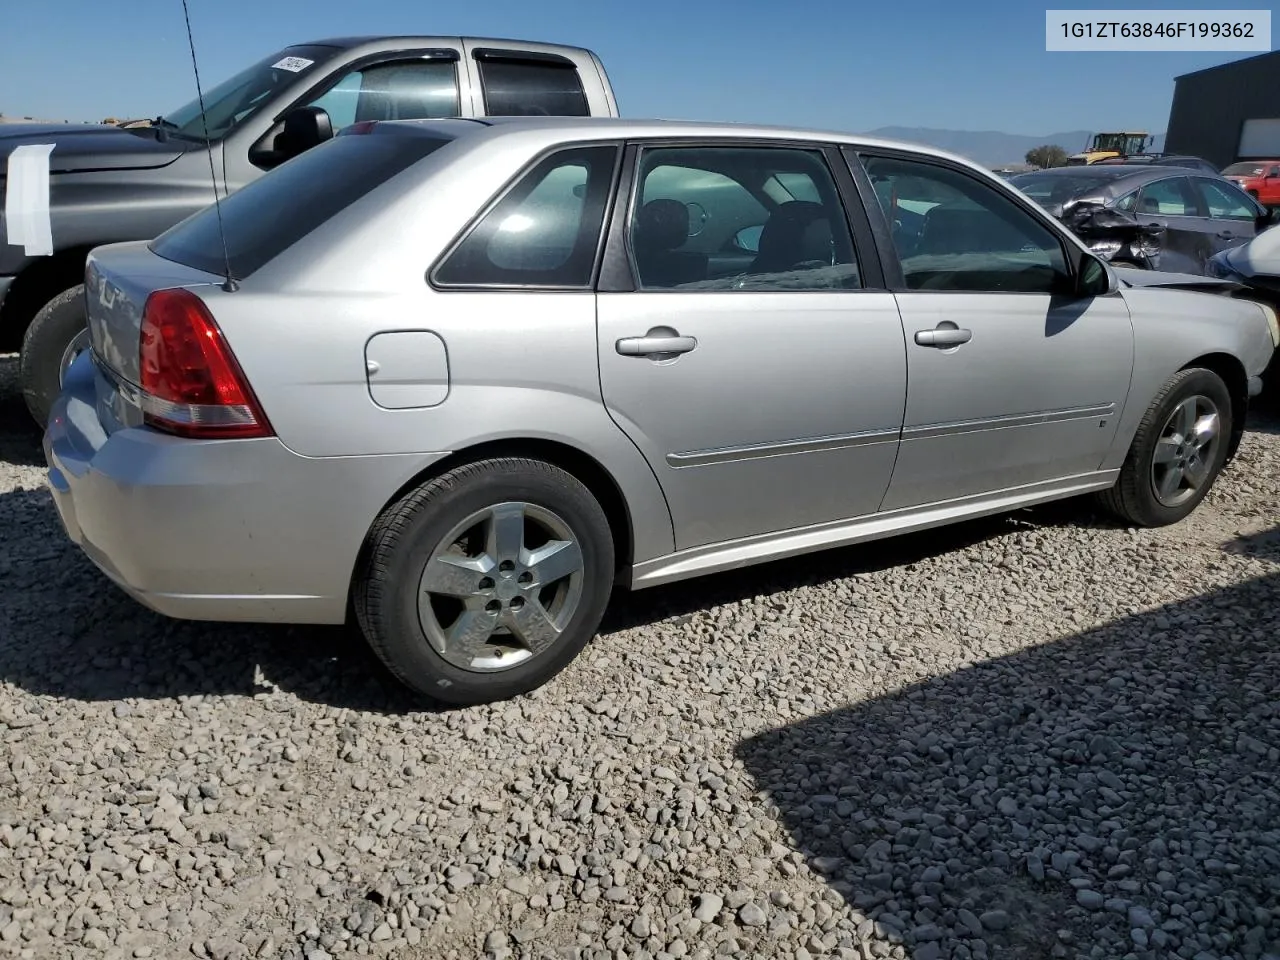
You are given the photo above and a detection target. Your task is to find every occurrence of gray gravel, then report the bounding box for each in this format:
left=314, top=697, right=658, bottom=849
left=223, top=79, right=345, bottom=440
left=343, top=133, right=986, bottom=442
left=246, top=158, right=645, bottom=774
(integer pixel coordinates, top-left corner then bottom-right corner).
left=2, top=352, right=1280, bottom=960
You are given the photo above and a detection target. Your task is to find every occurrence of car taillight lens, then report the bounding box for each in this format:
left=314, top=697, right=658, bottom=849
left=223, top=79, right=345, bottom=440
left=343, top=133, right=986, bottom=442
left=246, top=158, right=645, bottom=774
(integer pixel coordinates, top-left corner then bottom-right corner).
left=138, top=288, right=273, bottom=439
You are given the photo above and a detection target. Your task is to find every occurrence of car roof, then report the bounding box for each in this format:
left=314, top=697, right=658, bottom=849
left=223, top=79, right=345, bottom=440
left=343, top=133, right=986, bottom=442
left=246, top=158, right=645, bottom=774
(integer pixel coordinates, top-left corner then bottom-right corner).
left=300, top=35, right=598, bottom=55
left=366, top=115, right=1001, bottom=174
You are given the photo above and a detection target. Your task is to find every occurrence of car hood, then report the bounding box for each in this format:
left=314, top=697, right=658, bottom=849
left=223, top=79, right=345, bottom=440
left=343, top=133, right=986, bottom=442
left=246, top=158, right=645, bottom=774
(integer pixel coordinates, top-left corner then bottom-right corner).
left=0, top=122, right=188, bottom=174
left=1116, top=267, right=1244, bottom=294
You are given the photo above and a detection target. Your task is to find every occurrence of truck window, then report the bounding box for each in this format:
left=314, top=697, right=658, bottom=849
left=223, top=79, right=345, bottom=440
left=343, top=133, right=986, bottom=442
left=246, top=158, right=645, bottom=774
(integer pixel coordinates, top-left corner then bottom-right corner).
left=307, top=59, right=461, bottom=129
left=475, top=55, right=590, bottom=116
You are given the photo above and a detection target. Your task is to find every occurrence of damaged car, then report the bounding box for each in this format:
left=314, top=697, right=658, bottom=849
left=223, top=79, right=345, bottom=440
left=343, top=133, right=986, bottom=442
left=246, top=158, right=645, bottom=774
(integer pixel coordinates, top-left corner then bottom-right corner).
left=1010, top=165, right=1279, bottom=275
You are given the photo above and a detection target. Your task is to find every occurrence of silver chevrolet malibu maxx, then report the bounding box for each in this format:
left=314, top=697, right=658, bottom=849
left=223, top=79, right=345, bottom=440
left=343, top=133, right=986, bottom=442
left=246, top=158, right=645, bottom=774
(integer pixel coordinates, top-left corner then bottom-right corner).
left=46, top=117, right=1279, bottom=705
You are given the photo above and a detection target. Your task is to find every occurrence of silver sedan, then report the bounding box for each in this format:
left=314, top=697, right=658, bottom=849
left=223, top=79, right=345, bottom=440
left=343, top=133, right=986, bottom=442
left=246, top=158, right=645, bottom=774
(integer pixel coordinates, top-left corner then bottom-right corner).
left=45, top=117, right=1280, bottom=705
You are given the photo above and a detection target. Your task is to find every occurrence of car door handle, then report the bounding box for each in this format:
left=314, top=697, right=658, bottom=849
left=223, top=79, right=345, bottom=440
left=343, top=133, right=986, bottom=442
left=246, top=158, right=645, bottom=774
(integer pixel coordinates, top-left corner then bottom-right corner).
left=914, top=327, right=972, bottom=347
left=616, top=333, right=697, bottom=357
left=1216, top=231, right=1236, bottom=239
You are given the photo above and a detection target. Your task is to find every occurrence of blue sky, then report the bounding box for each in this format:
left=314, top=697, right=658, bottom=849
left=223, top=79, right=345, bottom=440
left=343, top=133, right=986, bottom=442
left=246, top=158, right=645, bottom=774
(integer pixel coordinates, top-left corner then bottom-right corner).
left=1, top=0, right=1261, bottom=135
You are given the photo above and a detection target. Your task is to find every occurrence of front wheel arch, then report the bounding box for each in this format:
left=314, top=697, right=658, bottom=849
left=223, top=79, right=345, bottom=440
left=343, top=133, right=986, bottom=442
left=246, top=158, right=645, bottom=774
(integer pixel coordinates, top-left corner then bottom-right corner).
left=1183, top=352, right=1248, bottom=464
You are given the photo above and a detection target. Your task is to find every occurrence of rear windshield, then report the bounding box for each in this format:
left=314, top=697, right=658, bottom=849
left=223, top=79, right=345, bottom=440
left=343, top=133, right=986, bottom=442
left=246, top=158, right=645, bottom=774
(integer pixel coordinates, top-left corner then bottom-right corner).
left=1009, top=170, right=1124, bottom=203
left=1222, top=162, right=1266, bottom=177
left=150, top=131, right=452, bottom=279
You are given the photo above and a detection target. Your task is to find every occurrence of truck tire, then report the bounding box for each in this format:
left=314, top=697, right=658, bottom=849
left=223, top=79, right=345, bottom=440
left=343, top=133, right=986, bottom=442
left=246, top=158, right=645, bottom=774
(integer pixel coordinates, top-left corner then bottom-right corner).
left=20, top=284, right=88, bottom=427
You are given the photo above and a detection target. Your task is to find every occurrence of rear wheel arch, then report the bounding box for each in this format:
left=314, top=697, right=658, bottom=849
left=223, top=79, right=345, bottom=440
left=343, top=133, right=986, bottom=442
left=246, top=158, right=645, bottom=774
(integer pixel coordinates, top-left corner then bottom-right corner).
left=360, top=437, right=637, bottom=585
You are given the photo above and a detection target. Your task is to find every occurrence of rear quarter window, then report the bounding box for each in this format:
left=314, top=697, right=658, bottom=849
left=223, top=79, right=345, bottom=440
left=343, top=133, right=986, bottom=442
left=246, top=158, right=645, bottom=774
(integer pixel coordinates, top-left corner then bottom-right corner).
left=150, top=132, right=452, bottom=279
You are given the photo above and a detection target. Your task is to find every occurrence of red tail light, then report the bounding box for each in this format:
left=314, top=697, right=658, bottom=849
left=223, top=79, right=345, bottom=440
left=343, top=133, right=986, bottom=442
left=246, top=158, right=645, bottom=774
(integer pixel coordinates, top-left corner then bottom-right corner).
left=138, top=288, right=273, bottom=439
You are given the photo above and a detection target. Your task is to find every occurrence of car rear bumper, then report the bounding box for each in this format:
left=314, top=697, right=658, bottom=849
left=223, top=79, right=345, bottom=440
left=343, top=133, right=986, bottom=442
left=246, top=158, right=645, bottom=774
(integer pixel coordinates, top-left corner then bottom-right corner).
left=44, top=353, right=446, bottom=624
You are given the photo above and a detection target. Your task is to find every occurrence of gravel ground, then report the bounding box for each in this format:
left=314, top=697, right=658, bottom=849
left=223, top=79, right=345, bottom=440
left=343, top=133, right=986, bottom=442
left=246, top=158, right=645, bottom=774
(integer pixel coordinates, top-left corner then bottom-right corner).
left=2, top=352, right=1280, bottom=960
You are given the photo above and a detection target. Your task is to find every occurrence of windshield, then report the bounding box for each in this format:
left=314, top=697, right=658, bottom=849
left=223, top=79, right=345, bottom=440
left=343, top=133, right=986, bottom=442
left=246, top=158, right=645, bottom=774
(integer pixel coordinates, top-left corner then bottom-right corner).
left=160, top=44, right=339, bottom=140
left=1222, top=162, right=1266, bottom=177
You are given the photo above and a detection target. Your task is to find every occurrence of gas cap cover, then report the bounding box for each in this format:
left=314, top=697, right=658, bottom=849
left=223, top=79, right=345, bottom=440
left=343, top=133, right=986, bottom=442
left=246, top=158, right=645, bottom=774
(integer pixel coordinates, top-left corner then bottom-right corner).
left=364, top=331, right=450, bottom=409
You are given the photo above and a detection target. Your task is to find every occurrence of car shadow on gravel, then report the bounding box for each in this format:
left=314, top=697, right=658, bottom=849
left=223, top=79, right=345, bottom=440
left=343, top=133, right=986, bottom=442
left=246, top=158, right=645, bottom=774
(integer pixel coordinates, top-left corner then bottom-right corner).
left=0, top=485, right=434, bottom=715
left=735, top=532, right=1280, bottom=960
left=0, top=479, right=1083, bottom=716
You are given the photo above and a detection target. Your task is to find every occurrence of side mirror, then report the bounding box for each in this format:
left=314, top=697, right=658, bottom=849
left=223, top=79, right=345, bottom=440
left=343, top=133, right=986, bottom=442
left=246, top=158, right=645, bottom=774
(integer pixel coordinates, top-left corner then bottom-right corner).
left=1077, top=253, right=1118, bottom=298
left=273, top=106, right=334, bottom=163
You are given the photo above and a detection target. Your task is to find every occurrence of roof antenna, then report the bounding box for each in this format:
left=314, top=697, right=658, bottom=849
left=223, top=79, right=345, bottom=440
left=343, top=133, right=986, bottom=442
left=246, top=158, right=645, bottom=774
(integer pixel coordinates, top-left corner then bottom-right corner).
left=179, top=0, right=238, bottom=292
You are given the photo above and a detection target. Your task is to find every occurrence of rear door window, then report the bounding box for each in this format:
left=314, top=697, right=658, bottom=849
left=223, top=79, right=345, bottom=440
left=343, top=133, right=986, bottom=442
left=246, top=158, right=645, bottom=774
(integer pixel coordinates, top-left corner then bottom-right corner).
left=474, top=52, right=590, bottom=116
left=432, top=145, right=619, bottom=287
left=150, top=131, right=452, bottom=280
left=1135, top=177, right=1197, bottom=216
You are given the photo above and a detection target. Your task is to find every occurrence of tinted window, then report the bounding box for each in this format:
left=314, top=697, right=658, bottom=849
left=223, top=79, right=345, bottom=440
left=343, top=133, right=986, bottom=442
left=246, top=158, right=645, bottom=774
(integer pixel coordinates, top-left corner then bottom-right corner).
left=863, top=155, right=1071, bottom=294
left=1136, top=178, right=1196, bottom=216
left=433, top=145, right=618, bottom=287
left=151, top=132, right=450, bottom=280
left=477, top=56, right=589, bottom=116
left=1194, top=179, right=1257, bottom=220
left=308, top=59, right=459, bottom=128
left=628, top=146, right=860, bottom=291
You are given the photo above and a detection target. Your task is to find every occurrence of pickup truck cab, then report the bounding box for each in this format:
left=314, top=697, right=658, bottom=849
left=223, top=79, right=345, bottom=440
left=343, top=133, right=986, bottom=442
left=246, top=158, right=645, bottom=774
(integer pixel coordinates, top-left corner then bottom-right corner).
left=0, top=35, right=619, bottom=424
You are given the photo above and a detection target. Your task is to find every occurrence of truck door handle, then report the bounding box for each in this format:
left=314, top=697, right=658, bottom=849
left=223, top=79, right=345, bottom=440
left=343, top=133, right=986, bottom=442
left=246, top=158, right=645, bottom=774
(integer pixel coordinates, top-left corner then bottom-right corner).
left=616, top=330, right=697, bottom=358
left=914, top=326, right=972, bottom=347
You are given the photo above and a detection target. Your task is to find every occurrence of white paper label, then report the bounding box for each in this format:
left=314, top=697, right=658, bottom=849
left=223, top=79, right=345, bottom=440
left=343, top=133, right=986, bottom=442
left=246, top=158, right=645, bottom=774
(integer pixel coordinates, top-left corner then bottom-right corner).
left=271, top=56, right=314, bottom=73
left=4, top=143, right=56, bottom=257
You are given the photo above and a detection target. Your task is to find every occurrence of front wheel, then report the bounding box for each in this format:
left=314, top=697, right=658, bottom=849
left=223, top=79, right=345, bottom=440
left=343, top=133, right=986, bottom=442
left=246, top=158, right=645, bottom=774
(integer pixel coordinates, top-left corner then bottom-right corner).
left=19, top=284, right=89, bottom=427
left=354, top=458, right=615, bottom=706
left=1097, top=367, right=1233, bottom=526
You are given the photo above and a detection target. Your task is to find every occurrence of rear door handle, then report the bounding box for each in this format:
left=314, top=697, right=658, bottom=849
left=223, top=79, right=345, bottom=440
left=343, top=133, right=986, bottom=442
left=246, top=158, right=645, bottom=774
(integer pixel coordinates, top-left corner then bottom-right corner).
left=914, top=327, right=972, bottom=347
left=1216, top=231, right=1236, bottom=239
left=616, top=332, right=697, bottom=357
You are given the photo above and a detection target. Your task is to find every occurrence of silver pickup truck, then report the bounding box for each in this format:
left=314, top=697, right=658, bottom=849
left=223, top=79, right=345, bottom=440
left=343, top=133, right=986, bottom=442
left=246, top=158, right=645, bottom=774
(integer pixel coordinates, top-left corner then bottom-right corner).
left=0, top=36, right=620, bottom=424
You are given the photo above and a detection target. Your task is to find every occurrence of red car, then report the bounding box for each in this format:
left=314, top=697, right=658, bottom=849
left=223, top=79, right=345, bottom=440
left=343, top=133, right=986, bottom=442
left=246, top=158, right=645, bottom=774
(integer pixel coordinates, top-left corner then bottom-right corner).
left=1222, top=160, right=1280, bottom=207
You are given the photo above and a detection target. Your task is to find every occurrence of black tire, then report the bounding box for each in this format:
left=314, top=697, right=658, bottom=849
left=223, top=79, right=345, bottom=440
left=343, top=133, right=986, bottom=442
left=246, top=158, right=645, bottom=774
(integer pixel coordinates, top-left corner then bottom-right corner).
left=19, top=284, right=88, bottom=427
left=353, top=457, right=615, bottom=706
left=1096, top=367, right=1233, bottom=527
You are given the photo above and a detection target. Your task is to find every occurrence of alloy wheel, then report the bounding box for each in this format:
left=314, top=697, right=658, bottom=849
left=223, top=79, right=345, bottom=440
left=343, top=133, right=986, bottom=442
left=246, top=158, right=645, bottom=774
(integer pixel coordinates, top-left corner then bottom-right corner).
left=1150, top=394, right=1220, bottom=508
left=416, top=501, right=585, bottom=672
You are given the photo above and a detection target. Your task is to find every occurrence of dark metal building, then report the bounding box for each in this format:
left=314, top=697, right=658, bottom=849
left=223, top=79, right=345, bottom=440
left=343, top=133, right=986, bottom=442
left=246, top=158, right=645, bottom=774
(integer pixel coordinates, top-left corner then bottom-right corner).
left=1165, top=51, right=1280, bottom=169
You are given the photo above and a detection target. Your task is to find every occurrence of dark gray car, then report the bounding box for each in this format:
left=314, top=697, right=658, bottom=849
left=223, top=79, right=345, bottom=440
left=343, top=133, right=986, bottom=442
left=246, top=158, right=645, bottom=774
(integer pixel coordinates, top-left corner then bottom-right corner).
left=1011, top=165, right=1274, bottom=276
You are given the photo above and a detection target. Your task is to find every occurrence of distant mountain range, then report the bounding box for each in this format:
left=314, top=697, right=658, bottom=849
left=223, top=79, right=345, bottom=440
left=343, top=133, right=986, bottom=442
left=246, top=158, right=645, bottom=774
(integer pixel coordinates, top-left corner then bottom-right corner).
left=859, top=126, right=1167, bottom=168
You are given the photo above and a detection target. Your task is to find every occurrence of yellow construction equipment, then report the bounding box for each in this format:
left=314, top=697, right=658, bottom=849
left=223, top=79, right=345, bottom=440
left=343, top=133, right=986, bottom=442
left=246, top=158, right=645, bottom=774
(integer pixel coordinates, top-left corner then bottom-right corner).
left=1065, top=131, right=1153, bottom=165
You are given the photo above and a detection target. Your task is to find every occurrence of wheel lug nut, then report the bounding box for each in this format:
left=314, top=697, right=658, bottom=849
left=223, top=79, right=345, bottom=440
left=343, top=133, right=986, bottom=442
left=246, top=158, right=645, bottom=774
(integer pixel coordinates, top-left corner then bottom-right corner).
left=517, top=572, right=533, bottom=585
left=498, top=560, right=515, bottom=575
left=510, top=597, right=525, bottom=610
left=478, top=577, right=495, bottom=590
left=484, top=600, right=501, bottom=614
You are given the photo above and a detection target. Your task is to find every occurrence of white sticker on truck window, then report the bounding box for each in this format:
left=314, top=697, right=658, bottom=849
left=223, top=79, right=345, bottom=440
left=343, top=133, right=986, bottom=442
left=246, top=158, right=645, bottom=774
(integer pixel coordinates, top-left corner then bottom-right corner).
left=4, top=143, right=56, bottom=257
left=272, top=56, right=315, bottom=73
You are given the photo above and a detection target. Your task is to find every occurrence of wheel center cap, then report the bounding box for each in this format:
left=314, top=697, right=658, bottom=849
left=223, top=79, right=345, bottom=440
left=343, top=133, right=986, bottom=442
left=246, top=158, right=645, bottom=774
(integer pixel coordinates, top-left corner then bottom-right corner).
left=495, top=578, right=519, bottom=601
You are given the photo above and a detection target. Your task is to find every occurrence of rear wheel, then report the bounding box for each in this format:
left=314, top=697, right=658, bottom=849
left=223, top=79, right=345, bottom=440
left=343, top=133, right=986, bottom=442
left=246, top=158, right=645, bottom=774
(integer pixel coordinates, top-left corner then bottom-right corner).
left=20, top=284, right=88, bottom=426
left=1097, top=367, right=1232, bottom=526
left=354, top=458, right=615, bottom=706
